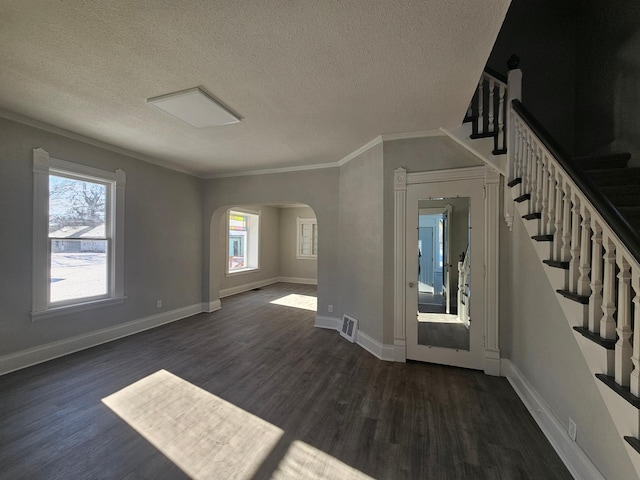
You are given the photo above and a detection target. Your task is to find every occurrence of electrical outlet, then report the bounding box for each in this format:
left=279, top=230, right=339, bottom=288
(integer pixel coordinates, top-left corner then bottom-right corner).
left=568, top=418, right=577, bottom=441
left=328, top=304, right=333, bottom=313
left=156, top=300, right=162, bottom=308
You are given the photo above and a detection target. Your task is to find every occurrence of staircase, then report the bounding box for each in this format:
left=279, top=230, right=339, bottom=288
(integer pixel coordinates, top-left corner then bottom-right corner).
left=452, top=64, right=640, bottom=478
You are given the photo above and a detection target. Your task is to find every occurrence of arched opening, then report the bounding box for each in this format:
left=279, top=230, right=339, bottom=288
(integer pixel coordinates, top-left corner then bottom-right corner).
left=207, top=203, right=319, bottom=315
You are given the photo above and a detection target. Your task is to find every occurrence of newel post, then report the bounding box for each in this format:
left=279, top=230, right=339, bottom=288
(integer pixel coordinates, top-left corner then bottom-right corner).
left=504, top=55, right=522, bottom=231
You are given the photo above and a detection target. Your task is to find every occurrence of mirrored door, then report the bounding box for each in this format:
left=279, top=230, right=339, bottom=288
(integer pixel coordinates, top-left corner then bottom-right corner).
left=405, top=177, right=484, bottom=370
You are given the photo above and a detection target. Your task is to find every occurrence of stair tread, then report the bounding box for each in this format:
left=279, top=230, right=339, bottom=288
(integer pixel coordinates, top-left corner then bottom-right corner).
left=596, top=374, right=640, bottom=409
left=532, top=234, right=553, bottom=242
left=543, top=259, right=569, bottom=270
left=624, top=437, right=640, bottom=455
left=522, top=212, right=542, bottom=220
left=515, top=193, right=531, bottom=203
left=574, top=152, right=631, bottom=170
left=508, top=178, right=522, bottom=188
left=573, top=326, right=616, bottom=349
left=557, top=289, right=589, bottom=304
left=470, top=132, right=497, bottom=139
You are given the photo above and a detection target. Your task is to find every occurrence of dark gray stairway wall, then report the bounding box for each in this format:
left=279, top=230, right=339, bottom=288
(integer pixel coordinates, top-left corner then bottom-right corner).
left=574, top=0, right=640, bottom=164
left=487, top=0, right=578, bottom=156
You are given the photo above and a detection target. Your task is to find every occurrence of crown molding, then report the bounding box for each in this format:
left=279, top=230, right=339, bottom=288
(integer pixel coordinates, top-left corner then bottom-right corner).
left=381, top=129, right=445, bottom=142
left=0, top=108, right=199, bottom=177
left=2, top=108, right=447, bottom=180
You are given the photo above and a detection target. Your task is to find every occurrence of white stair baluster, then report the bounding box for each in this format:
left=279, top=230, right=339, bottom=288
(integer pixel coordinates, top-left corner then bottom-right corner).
left=615, top=253, right=633, bottom=387
left=477, top=79, right=484, bottom=135
left=577, top=204, right=591, bottom=299
left=588, top=221, right=603, bottom=334
left=545, top=161, right=555, bottom=237
left=539, top=155, right=549, bottom=235
left=534, top=145, right=544, bottom=217
left=488, top=78, right=495, bottom=132
left=560, top=181, right=572, bottom=265
left=552, top=168, right=564, bottom=261
left=600, top=236, right=617, bottom=340
left=497, top=84, right=506, bottom=150
left=630, top=269, right=640, bottom=396
left=569, top=193, right=581, bottom=293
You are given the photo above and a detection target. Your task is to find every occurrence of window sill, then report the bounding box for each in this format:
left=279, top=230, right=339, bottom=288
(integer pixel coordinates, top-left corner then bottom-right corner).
left=225, top=268, right=261, bottom=277
left=31, top=296, right=127, bottom=320
left=296, top=255, right=317, bottom=260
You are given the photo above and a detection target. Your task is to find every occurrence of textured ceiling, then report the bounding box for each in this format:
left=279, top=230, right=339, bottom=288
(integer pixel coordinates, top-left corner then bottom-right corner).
left=0, top=0, right=510, bottom=176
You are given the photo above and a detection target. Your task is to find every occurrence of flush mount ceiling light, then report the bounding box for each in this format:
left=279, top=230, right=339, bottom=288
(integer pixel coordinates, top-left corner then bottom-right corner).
left=147, top=87, right=241, bottom=128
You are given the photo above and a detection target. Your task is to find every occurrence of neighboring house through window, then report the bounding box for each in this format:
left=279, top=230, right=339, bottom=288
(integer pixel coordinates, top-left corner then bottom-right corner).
left=227, top=209, right=260, bottom=274
left=297, top=217, right=318, bottom=259
left=31, top=148, right=126, bottom=318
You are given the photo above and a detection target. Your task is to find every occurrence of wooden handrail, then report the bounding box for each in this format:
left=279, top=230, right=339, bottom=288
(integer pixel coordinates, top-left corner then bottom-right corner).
left=511, top=99, right=640, bottom=264
left=484, top=66, right=507, bottom=85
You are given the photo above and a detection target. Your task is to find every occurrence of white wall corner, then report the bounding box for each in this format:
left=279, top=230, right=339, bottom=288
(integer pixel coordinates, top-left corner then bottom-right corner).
left=0, top=303, right=204, bottom=377
left=203, top=299, right=222, bottom=313
left=314, top=315, right=340, bottom=330
left=484, top=348, right=501, bottom=376
left=500, top=359, right=606, bottom=480
left=356, top=330, right=395, bottom=362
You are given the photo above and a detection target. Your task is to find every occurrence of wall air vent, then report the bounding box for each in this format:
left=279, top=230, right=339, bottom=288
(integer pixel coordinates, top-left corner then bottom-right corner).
left=340, top=314, right=358, bottom=343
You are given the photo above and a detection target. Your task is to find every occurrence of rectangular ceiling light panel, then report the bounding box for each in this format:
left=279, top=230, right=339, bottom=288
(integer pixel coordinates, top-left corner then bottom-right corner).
left=147, top=87, right=240, bottom=128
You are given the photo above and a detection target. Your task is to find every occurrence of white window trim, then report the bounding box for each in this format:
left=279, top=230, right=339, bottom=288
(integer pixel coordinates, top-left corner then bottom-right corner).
left=31, top=148, right=126, bottom=319
left=296, top=217, right=318, bottom=259
left=225, top=208, right=261, bottom=276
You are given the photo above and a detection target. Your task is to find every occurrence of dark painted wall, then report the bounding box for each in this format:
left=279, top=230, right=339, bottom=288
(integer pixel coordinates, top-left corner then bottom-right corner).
left=487, top=0, right=578, bottom=156
left=574, top=0, right=640, bottom=164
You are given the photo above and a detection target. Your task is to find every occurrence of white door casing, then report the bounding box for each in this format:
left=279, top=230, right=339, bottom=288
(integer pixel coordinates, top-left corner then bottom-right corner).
left=393, top=166, right=501, bottom=375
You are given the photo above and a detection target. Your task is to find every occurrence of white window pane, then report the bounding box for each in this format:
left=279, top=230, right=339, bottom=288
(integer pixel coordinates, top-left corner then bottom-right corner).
left=50, top=239, right=108, bottom=302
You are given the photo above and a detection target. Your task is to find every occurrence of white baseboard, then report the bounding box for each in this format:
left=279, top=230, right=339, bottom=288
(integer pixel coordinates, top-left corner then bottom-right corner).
left=0, top=303, right=203, bottom=376
left=501, top=359, right=605, bottom=480
left=202, top=299, right=221, bottom=313
left=219, top=277, right=280, bottom=298
left=315, top=315, right=340, bottom=330
left=277, top=276, right=317, bottom=285
left=356, top=330, right=394, bottom=362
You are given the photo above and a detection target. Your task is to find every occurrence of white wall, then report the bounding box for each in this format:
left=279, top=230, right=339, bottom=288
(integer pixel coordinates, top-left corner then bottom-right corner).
left=338, top=142, right=385, bottom=341
left=279, top=206, right=318, bottom=282
left=509, top=215, right=637, bottom=480
left=0, top=117, right=203, bottom=356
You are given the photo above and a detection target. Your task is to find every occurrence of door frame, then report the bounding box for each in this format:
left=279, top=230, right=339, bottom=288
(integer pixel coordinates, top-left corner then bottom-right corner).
left=392, top=165, right=501, bottom=376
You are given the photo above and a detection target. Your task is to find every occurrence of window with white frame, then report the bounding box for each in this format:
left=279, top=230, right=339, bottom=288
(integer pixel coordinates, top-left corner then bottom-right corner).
left=297, top=217, right=318, bottom=259
left=32, top=148, right=126, bottom=318
left=227, top=209, right=260, bottom=274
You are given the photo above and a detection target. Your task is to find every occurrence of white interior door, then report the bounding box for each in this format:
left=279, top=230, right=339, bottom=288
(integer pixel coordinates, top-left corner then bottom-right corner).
left=405, top=177, right=485, bottom=370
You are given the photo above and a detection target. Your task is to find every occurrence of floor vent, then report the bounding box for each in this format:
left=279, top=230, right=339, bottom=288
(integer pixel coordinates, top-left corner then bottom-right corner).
left=340, top=314, right=358, bottom=343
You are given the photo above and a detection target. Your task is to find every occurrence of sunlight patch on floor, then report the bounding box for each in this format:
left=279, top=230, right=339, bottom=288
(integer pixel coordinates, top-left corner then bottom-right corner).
left=103, top=369, right=371, bottom=479
left=270, top=293, right=317, bottom=311
left=272, top=440, right=373, bottom=480
left=102, top=370, right=283, bottom=479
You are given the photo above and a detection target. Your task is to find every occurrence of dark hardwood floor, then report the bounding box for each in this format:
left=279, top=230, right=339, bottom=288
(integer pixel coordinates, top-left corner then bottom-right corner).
left=0, top=283, right=572, bottom=479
